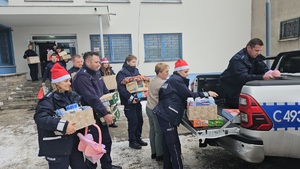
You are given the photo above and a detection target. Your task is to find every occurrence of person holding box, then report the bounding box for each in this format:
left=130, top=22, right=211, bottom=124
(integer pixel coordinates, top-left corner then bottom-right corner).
left=23, top=43, right=39, bottom=82
left=72, top=52, right=122, bottom=169
left=116, top=54, right=148, bottom=150
left=153, top=59, right=218, bottom=169
left=34, top=63, right=86, bottom=169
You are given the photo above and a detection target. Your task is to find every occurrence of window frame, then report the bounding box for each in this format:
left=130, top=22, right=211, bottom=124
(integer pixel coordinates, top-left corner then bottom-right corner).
left=90, top=34, right=132, bottom=63
left=143, top=33, right=182, bottom=62
left=0, top=24, right=15, bottom=66
left=280, top=18, right=300, bottom=40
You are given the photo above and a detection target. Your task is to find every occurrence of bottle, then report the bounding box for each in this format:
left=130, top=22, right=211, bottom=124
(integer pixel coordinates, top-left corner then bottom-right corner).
left=187, top=97, right=194, bottom=106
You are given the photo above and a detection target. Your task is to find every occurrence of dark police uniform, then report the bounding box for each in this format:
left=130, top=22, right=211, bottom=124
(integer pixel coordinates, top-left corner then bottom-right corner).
left=23, top=49, right=39, bottom=81
left=34, top=91, right=86, bottom=169
left=154, top=71, right=208, bottom=169
left=116, top=64, right=144, bottom=145
left=220, top=48, right=269, bottom=108
left=72, top=64, right=113, bottom=169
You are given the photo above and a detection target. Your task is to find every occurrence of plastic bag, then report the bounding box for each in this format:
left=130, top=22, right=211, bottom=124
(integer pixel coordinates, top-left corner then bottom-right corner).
left=37, top=87, right=44, bottom=99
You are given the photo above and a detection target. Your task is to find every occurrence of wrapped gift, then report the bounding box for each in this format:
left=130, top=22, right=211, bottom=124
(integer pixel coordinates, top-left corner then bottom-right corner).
left=100, top=92, right=119, bottom=105
left=190, top=115, right=223, bottom=128
left=27, top=56, right=40, bottom=64
left=61, top=106, right=95, bottom=130
left=103, top=75, right=117, bottom=90
left=221, top=109, right=240, bottom=123
left=187, top=105, right=217, bottom=120
left=126, top=80, right=148, bottom=93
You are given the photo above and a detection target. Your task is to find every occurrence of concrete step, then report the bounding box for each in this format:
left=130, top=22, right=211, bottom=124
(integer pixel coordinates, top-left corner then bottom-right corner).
left=0, top=102, right=36, bottom=110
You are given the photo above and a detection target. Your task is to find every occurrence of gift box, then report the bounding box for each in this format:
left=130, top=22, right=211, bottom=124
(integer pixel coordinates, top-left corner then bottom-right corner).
left=100, top=92, right=119, bottom=105
left=103, top=75, right=117, bottom=90
left=58, top=51, right=67, bottom=56
left=190, top=115, right=223, bottom=128
left=187, top=105, right=217, bottom=120
left=61, top=54, right=71, bottom=60
left=61, top=106, right=95, bottom=130
left=99, top=105, right=120, bottom=126
left=221, top=109, right=240, bottom=123
left=126, top=80, right=148, bottom=93
left=27, top=56, right=40, bottom=64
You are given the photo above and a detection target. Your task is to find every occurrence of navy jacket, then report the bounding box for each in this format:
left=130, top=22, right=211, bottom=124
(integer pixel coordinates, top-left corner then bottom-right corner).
left=68, top=66, right=80, bottom=75
left=153, top=71, right=208, bottom=126
left=34, top=91, right=81, bottom=156
left=23, top=49, right=37, bottom=59
left=220, top=48, right=269, bottom=99
left=72, top=64, right=109, bottom=119
left=116, top=64, right=141, bottom=105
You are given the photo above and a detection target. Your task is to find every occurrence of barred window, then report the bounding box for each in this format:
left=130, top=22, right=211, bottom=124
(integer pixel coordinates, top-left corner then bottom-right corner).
left=0, top=26, right=13, bottom=65
left=90, top=34, right=132, bottom=62
left=144, top=33, right=182, bottom=61
left=280, top=18, right=300, bottom=40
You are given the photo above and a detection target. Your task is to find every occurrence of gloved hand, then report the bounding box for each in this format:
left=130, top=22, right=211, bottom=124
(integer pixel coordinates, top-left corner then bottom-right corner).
left=128, top=93, right=139, bottom=104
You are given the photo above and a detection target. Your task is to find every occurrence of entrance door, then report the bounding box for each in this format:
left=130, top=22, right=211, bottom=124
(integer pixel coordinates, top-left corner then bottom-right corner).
left=35, top=42, right=56, bottom=77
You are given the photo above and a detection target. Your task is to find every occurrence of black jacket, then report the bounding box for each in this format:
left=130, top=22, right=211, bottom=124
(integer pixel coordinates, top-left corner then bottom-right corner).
left=23, top=49, right=37, bottom=59
left=153, top=71, right=208, bottom=126
left=116, top=64, right=141, bottom=105
left=72, top=64, right=109, bottom=119
left=34, top=91, right=81, bottom=157
left=220, top=48, right=269, bottom=99
left=68, top=66, right=80, bottom=75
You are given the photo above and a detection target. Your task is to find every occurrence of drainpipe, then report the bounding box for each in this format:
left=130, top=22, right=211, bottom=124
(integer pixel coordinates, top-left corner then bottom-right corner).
left=98, top=15, right=105, bottom=59
left=266, top=0, right=271, bottom=67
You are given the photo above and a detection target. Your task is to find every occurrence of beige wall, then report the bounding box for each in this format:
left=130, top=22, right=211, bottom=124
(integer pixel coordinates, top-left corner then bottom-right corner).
left=10, top=0, right=252, bottom=79
left=252, top=0, right=300, bottom=56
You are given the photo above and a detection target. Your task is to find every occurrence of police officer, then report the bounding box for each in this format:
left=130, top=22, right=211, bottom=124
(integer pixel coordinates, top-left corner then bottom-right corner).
left=34, top=63, right=86, bottom=169
left=220, top=38, right=273, bottom=108
left=23, top=43, right=39, bottom=81
left=72, top=51, right=122, bottom=169
left=154, top=59, right=218, bottom=169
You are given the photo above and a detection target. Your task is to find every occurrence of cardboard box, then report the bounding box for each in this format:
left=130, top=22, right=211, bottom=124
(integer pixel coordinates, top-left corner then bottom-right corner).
left=103, top=75, right=117, bottom=90
left=61, top=54, right=71, bottom=60
left=58, top=51, right=67, bottom=56
left=187, top=105, right=218, bottom=120
left=100, top=92, right=119, bottom=105
left=190, top=115, right=223, bottom=128
left=126, top=80, right=148, bottom=93
left=27, top=56, right=40, bottom=64
left=61, top=106, right=95, bottom=130
left=221, top=109, right=240, bottom=123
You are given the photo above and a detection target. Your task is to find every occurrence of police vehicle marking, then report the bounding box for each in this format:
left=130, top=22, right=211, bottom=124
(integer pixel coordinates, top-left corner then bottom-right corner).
left=262, top=102, right=300, bottom=131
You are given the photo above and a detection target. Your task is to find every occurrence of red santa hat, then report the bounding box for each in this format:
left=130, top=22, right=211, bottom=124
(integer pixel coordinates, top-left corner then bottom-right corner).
left=174, top=59, right=189, bottom=71
left=101, top=57, right=109, bottom=64
left=51, top=63, right=71, bottom=83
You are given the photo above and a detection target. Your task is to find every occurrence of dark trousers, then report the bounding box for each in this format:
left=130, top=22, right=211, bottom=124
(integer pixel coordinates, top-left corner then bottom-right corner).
left=69, top=134, right=87, bottom=169
left=157, top=117, right=183, bottom=169
left=28, top=63, right=39, bottom=81
left=124, top=103, right=143, bottom=142
left=46, top=156, right=69, bottom=169
left=85, top=121, right=112, bottom=169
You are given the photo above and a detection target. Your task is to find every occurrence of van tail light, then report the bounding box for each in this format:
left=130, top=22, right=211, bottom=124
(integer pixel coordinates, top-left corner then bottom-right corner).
left=239, top=93, right=273, bottom=131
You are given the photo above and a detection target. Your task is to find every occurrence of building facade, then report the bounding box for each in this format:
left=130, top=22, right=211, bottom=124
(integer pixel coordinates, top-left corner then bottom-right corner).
left=252, top=0, right=300, bottom=56
left=0, top=0, right=251, bottom=79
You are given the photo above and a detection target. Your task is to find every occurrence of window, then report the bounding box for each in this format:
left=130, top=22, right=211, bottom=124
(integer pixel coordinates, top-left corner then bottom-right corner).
left=0, top=26, right=14, bottom=65
left=90, top=34, right=132, bottom=62
left=142, top=0, right=181, bottom=3
left=280, top=18, right=300, bottom=40
left=144, top=33, right=182, bottom=61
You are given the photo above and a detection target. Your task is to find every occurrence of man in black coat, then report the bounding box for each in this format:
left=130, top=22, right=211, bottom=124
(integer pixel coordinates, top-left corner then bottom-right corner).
left=220, top=38, right=274, bottom=108
left=23, top=44, right=39, bottom=81
left=72, top=51, right=121, bottom=169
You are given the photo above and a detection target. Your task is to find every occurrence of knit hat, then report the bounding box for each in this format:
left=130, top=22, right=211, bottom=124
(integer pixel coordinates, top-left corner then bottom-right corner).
left=101, top=57, right=109, bottom=64
left=51, top=63, right=71, bottom=83
left=174, top=59, right=189, bottom=71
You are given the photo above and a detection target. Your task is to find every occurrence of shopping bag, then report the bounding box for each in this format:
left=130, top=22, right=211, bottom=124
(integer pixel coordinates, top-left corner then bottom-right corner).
left=37, top=87, right=44, bottom=99
left=77, top=124, right=106, bottom=164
